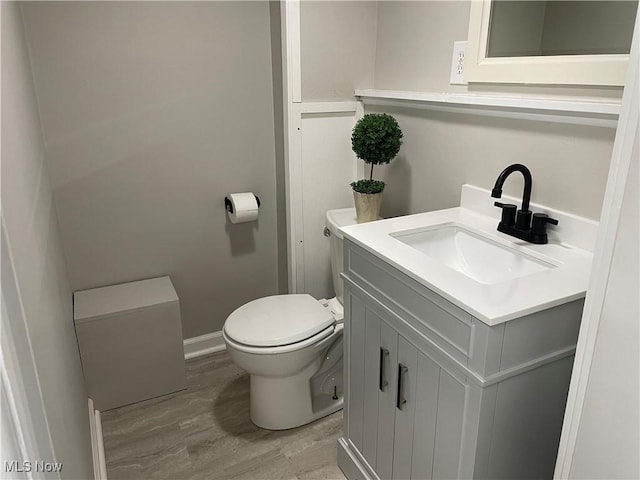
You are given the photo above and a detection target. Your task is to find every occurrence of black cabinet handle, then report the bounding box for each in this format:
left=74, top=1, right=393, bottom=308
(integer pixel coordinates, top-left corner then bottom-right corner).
left=379, top=348, right=390, bottom=392
left=397, top=364, right=408, bottom=410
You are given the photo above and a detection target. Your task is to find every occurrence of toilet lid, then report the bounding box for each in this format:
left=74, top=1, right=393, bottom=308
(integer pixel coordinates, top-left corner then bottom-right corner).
left=224, top=294, right=335, bottom=347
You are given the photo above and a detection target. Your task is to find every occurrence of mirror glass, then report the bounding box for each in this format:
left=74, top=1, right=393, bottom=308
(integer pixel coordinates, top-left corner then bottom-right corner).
left=487, top=1, right=638, bottom=58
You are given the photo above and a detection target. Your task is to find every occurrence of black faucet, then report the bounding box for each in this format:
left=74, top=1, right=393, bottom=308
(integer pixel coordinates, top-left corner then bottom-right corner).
left=491, top=164, right=558, bottom=244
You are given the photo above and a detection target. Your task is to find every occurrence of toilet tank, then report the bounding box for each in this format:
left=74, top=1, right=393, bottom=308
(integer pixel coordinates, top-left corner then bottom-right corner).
left=325, top=208, right=358, bottom=305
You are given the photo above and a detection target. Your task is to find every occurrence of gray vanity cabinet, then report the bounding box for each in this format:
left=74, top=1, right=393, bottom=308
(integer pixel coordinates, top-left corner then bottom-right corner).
left=339, top=240, right=584, bottom=480
left=348, top=292, right=467, bottom=479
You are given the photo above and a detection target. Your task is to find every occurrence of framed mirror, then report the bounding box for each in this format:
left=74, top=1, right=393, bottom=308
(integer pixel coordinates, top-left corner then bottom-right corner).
left=466, top=0, right=638, bottom=86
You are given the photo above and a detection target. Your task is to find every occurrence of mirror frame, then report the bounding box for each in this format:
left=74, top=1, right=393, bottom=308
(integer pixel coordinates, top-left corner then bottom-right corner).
left=465, top=0, right=630, bottom=86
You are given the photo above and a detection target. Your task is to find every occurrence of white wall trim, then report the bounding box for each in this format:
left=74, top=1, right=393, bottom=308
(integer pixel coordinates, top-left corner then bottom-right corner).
left=300, top=101, right=358, bottom=114
left=281, top=4, right=366, bottom=294
left=554, top=9, right=640, bottom=479
left=88, top=398, right=107, bottom=480
left=355, top=89, right=621, bottom=128
left=282, top=0, right=303, bottom=293
left=1, top=217, right=58, bottom=476
left=183, top=331, right=226, bottom=360
left=356, top=89, right=622, bottom=115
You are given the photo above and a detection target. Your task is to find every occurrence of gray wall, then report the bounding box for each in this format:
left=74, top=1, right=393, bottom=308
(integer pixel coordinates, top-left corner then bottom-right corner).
left=1, top=2, right=93, bottom=477
left=371, top=1, right=617, bottom=220
left=21, top=2, right=281, bottom=338
left=270, top=1, right=288, bottom=295
left=375, top=1, right=471, bottom=92
left=301, top=1, right=378, bottom=101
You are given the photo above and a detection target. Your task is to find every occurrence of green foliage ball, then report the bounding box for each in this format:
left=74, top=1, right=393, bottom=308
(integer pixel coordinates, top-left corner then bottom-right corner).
left=351, top=113, right=403, bottom=165
left=351, top=179, right=386, bottom=194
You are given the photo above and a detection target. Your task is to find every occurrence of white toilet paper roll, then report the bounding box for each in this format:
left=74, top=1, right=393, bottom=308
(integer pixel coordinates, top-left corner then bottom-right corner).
left=227, top=192, right=259, bottom=224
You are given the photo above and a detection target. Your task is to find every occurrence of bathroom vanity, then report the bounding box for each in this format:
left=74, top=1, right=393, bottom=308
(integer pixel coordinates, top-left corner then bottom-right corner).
left=336, top=185, right=595, bottom=480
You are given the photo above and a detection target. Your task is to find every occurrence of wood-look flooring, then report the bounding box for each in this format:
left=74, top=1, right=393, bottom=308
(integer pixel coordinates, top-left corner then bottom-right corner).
left=101, top=351, right=346, bottom=480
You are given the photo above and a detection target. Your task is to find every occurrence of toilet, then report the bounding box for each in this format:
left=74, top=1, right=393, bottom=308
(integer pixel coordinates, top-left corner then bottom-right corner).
left=222, top=208, right=357, bottom=430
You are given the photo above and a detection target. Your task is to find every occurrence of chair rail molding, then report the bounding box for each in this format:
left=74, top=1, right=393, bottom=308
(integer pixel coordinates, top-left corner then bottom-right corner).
left=354, top=89, right=621, bottom=128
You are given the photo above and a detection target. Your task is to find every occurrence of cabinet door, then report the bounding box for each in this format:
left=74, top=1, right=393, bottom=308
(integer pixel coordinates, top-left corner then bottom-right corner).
left=361, top=306, right=382, bottom=467
left=376, top=320, right=398, bottom=480
left=408, top=352, right=440, bottom=479
left=411, top=353, right=467, bottom=479
left=346, top=290, right=398, bottom=479
left=391, top=336, right=418, bottom=480
left=391, top=337, right=467, bottom=480
left=347, top=292, right=367, bottom=453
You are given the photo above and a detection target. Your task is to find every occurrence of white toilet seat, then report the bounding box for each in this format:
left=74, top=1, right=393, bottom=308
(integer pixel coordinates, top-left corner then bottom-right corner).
left=224, top=294, right=334, bottom=347
left=222, top=323, right=339, bottom=355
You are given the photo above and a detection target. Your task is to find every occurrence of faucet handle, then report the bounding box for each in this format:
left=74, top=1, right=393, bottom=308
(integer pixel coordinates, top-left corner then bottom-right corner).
left=532, top=213, right=559, bottom=235
left=494, top=202, right=517, bottom=226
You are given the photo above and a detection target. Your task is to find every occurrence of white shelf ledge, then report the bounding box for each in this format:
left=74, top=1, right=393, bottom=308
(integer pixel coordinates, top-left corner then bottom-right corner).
left=354, top=89, right=621, bottom=128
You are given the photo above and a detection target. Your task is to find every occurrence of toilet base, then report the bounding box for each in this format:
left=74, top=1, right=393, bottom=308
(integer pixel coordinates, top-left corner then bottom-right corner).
left=249, top=357, right=343, bottom=430
left=223, top=304, right=345, bottom=431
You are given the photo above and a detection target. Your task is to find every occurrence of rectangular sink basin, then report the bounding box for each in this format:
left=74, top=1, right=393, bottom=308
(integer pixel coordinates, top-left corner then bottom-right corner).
left=390, top=224, right=556, bottom=284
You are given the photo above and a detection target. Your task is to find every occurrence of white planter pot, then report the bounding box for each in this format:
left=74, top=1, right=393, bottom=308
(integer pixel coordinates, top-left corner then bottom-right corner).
left=353, top=191, right=382, bottom=223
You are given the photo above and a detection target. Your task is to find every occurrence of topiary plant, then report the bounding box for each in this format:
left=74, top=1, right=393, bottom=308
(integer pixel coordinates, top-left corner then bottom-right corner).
left=350, top=113, right=403, bottom=194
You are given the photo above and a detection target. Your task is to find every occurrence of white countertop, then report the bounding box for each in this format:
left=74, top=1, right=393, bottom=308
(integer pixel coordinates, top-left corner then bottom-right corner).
left=340, top=185, right=595, bottom=325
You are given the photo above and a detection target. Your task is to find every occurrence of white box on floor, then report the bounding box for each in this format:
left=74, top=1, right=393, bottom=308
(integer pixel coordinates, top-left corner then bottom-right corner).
left=74, top=276, right=186, bottom=411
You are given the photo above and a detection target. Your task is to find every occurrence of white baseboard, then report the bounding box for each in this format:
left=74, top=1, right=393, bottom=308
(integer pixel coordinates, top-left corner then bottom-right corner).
left=88, top=398, right=107, bottom=480
left=183, top=331, right=226, bottom=360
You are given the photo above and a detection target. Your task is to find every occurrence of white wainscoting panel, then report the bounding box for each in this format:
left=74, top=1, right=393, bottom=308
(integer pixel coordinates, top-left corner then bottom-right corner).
left=300, top=105, right=360, bottom=300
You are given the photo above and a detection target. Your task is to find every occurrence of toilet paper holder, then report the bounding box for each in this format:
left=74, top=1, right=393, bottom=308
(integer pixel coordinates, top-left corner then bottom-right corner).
left=225, top=194, right=261, bottom=214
